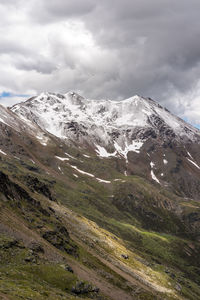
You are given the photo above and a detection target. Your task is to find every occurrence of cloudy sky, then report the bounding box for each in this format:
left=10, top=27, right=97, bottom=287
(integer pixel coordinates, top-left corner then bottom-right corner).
left=0, top=0, right=200, bottom=127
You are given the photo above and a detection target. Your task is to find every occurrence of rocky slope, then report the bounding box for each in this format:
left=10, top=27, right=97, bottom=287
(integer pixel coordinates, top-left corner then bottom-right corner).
left=0, top=92, right=199, bottom=299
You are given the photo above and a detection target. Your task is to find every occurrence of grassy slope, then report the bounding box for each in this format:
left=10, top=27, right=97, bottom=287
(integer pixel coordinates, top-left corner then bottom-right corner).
left=0, top=143, right=200, bottom=299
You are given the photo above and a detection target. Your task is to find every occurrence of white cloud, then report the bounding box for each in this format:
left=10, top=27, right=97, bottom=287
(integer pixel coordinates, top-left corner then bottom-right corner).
left=171, top=81, right=200, bottom=125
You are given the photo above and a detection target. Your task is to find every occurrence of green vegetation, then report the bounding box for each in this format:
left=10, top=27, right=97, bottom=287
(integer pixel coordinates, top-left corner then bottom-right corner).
left=0, top=147, right=200, bottom=300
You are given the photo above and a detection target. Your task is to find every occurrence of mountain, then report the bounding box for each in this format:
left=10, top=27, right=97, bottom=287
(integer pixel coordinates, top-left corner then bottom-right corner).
left=11, top=92, right=200, bottom=199
left=11, top=92, right=200, bottom=144
left=0, top=92, right=199, bottom=299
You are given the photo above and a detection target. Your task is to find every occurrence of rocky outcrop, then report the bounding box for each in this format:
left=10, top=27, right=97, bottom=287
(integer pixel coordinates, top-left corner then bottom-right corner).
left=24, top=175, right=55, bottom=201
left=42, top=226, right=78, bottom=257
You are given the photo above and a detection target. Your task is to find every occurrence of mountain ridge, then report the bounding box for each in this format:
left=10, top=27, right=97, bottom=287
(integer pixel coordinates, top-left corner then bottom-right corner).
left=10, top=92, right=200, bottom=139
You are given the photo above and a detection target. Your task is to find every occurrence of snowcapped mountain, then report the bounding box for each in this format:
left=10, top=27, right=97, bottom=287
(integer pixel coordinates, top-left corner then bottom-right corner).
left=11, top=92, right=200, bottom=156
left=9, top=92, right=200, bottom=200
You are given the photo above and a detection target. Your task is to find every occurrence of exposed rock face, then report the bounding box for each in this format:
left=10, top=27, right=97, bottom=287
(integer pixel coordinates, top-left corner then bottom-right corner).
left=0, top=171, right=33, bottom=202
left=42, top=226, right=78, bottom=257
left=24, top=175, right=55, bottom=201
left=71, top=281, right=99, bottom=295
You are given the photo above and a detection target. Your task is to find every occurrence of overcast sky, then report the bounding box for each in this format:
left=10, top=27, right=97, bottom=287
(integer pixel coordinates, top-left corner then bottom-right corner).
left=0, top=0, right=200, bottom=127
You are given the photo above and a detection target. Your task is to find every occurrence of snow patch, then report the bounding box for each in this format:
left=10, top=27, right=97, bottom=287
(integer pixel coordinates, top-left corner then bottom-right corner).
left=36, top=135, right=48, bottom=146
left=150, top=161, right=160, bottom=184
left=113, top=179, right=126, bottom=183
left=126, top=140, right=144, bottom=153
left=65, top=152, right=76, bottom=160
left=71, top=165, right=95, bottom=177
left=0, top=149, right=7, bottom=155
left=151, top=170, right=160, bottom=183
left=14, top=156, right=20, bottom=160
left=58, top=166, right=64, bottom=174
left=96, top=178, right=111, bottom=183
left=95, top=145, right=116, bottom=158
left=83, top=154, right=91, bottom=158
left=55, top=156, right=69, bottom=161
left=187, top=158, right=200, bottom=170
left=163, top=159, right=168, bottom=165
left=150, top=161, right=155, bottom=168
left=36, top=136, right=43, bottom=140
left=114, top=140, right=144, bottom=162
left=73, top=173, right=79, bottom=178
left=187, top=151, right=193, bottom=159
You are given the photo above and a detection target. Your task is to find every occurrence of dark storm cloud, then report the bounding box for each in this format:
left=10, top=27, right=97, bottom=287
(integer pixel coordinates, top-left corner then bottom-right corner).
left=0, top=0, right=200, bottom=124
left=85, top=1, right=200, bottom=94
left=32, top=1, right=200, bottom=98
